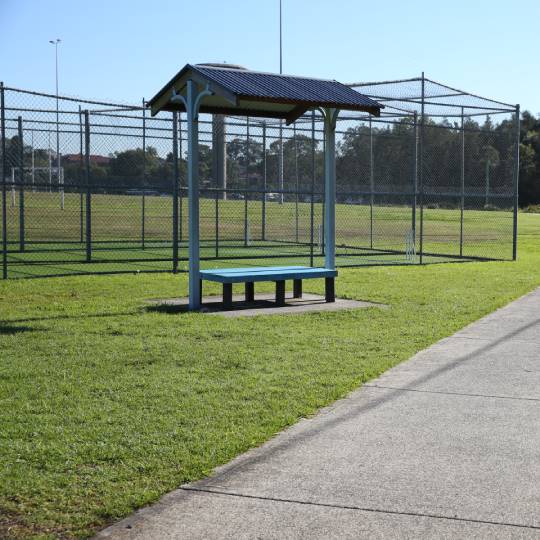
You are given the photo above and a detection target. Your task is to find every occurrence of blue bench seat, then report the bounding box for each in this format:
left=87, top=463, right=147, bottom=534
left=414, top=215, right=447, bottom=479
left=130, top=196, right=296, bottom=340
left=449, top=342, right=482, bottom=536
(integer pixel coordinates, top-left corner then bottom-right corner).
left=200, top=266, right=337, bottom=308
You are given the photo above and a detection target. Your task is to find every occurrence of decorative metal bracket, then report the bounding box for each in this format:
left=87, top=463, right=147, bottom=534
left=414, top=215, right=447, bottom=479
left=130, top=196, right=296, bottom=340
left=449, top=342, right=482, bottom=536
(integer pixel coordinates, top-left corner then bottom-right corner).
left=318, top=107, right=339, bottom=130
left=170, top=83, right=213, bottom=120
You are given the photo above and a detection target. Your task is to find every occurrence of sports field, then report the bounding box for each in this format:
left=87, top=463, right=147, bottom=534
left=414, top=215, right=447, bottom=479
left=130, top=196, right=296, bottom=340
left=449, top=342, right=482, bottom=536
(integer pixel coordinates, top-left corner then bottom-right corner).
left=0, top=212, right=537, bottom=539
left=2, top=191, right=514, bottom=278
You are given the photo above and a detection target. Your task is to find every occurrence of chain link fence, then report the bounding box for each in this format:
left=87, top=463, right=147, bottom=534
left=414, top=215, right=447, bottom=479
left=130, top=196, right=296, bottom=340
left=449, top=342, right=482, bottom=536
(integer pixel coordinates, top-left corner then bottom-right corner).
left=0, top=76, right=518, bottom=278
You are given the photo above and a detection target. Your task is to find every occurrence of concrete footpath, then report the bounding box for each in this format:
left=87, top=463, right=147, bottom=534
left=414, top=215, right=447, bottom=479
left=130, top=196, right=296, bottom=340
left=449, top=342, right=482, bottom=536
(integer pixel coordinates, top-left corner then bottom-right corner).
left=97, top=288, right=540, bottom=539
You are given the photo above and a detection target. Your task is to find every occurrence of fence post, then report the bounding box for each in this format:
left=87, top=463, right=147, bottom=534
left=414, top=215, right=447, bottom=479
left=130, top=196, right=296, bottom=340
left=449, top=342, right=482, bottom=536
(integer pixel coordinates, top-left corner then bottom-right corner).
left=30, top=129, right=35, bottom=191
left=212, top=114, right=227, bottom=201
left=244, top=117, right=250, bottom=248
left=11, top=162, right=15, bottom=208
left=459, top=108, right=465, bottom=257
left=512, top=104, right=520, bottom=261
left=412, top=111, right=418, bottom=245
left=84, top=109, right=92, bottom=263
left=419, top=72, right=425, bottom=265
left=321, top=134, right=325, bottom=257
left=78, top=105, right=84, bottom=244
left=178, top=113, right=183, bottom=243
left=1, top=82, right=7, bottom=279
left=278, top=119, right=284, bottom=204
left=369, top=116, right=374, bottom=249
left=141, top=98, right=146, bottom=250
left=84, top=110, right=92, bottom=262
left=172, top=111, right=179, bottom=273
left=310, top=110, right=315, bottom=267
left=54, top=74, right=63, bottom=211
left=244, top=198, right=249, bottom=247
left=215, top=187, right=219, bottom=258
left=294, top=122, right=299, bottom=244
left=17, top=116, right=25, bottom=252
left=262, top=121, right=266, bottom=241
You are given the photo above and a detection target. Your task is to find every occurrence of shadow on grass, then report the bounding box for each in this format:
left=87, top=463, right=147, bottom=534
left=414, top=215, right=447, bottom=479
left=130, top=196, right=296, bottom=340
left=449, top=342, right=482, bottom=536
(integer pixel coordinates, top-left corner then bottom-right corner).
left=146, top=304, right=189, bottom=315
left=145, top=295, right=335, bottom=316
left=0, top=324, right=38, bottom=335
left=4, top=310, right=138, bottom=324
left=145, top=299, right=274, bottom=316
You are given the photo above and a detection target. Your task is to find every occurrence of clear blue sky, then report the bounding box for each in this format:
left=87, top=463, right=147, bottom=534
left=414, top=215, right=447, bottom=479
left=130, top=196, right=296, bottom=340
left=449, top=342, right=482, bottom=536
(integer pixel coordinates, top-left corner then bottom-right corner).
left=1, top=0, right=538, bottom=114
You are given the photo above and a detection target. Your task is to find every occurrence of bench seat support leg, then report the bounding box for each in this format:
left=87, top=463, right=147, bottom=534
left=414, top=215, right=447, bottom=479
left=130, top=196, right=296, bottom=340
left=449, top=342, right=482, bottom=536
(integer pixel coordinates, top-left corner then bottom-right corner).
left=325, top=277, right=335, bottom=303
left=293, top=279, right=302, bottom=299
left=223, top=283, right=233, bottom=309
left=275, top=280, right=286, bottom=306
left=245, top=281, right=254, bottom=302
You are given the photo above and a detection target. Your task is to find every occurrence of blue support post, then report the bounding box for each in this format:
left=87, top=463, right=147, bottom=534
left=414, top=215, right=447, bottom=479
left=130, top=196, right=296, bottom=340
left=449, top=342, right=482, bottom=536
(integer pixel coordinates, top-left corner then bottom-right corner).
left=172, top=111, right=179, bottom=272
left=171, top=80, right=212, bottom=310
left=186, top=82, right=200, bottom=309
left=323, top=107, right=338, bottom=270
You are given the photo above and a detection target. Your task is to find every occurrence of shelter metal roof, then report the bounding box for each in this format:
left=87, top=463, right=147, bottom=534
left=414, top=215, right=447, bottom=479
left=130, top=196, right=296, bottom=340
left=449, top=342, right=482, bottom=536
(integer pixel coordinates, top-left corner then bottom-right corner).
left=148, top=64, right=383, bottom=124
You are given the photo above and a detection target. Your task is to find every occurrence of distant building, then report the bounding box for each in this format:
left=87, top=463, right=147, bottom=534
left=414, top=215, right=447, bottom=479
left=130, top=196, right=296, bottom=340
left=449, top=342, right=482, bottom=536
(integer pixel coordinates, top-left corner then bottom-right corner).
left=62, top=154, right=111, bottom=166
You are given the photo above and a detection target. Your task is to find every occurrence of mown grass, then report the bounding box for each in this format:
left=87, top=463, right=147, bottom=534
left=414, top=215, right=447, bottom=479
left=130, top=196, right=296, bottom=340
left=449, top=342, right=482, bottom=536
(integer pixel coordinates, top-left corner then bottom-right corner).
left=3, top=191, right=515, bottom=277
left=0, top=213, right=538, bottom=538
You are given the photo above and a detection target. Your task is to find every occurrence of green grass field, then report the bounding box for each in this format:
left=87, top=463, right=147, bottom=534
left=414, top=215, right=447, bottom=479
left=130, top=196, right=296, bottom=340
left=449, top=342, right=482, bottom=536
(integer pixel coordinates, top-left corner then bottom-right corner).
left=1, top=209, right=536, bottom=538
left=1, top=191, right=515, bottom=278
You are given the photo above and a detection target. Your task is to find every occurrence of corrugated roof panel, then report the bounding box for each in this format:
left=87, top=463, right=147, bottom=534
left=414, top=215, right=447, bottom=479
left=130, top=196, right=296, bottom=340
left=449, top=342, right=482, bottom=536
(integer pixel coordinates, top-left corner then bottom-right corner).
left=193, top=65, right=380, bottom=109
left=148, top=64, right=383, bottom=120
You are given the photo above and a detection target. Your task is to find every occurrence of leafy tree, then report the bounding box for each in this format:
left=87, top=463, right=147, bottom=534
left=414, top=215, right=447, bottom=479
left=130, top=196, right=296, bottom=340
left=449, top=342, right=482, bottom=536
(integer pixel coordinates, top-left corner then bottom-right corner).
left=226, top=137, right=263, bottom=190
left=109, top=146, right=160, bottom=180
left=516, top=111, right=539, bottom=205
left=4, top=108, right=538, bottom=207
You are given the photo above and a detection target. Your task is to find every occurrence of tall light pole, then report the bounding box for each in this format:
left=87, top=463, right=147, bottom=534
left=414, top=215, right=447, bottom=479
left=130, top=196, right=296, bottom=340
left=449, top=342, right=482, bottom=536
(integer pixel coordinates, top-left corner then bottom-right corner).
left=49, top=38, right=63, bottom=209
left=278, top=0, right=284, bottom=204
left=279, top=0, right=283, bottom=74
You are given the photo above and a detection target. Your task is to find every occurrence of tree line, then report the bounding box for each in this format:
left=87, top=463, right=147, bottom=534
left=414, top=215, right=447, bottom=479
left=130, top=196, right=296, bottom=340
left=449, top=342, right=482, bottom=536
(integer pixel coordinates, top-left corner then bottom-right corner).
left=2, top=111, right=539, bottom=207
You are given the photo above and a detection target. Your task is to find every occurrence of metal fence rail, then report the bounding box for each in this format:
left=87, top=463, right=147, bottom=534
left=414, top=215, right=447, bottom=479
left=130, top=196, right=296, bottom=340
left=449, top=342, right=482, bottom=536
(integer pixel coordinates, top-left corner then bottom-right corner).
left=0, top=77, right=518, bottom=279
